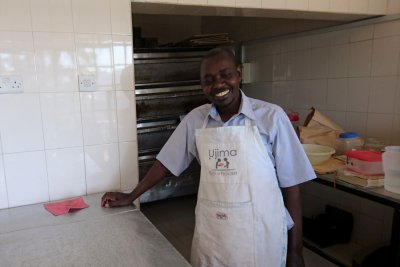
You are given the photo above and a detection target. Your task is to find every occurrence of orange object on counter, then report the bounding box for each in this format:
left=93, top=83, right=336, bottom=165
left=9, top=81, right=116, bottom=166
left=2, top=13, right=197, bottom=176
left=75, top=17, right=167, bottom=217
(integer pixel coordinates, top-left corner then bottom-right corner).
left=44, top=196, right=89, bottom=216
left=345, top=150, right=383, bottom=175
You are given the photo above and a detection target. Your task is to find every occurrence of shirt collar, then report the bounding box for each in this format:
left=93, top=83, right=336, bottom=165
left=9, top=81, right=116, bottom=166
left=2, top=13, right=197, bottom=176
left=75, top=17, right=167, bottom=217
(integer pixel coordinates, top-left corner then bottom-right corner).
left=208, top=90, right=256, bottom=122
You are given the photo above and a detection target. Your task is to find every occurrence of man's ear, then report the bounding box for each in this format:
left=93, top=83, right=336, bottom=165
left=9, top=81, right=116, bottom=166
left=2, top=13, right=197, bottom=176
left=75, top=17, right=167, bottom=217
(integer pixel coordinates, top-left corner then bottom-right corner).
left=236, top=64, right=243, bottom=81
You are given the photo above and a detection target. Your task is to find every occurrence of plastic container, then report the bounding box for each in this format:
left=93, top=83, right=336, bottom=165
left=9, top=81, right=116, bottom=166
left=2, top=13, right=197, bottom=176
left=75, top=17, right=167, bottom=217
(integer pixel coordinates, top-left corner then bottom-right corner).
left=302, top=144, right=335, bottom=165
left=345, top=150, right=383, bottom=175
left=364, top=137, right=385, bottom=151
left=383, top=146, right=400, bottom=194
left=335, top=132, right=364, bottom=155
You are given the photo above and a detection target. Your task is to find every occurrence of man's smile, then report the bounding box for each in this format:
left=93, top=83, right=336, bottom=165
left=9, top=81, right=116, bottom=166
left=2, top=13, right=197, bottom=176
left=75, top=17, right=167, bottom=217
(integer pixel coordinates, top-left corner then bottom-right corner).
left=214, top=89, right=230, bottom=98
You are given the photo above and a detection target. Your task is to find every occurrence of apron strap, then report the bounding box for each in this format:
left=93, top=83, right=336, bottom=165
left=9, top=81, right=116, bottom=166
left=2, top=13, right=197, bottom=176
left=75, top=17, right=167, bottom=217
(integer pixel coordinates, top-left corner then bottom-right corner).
left=202, top=114, right=252, bottom=129
left=202, top=115, right=210, bottom=129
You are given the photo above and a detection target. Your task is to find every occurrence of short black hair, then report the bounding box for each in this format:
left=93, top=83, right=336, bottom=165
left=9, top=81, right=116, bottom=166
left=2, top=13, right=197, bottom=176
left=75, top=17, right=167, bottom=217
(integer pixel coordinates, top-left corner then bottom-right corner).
left=200, top=46, right=239, bottom=68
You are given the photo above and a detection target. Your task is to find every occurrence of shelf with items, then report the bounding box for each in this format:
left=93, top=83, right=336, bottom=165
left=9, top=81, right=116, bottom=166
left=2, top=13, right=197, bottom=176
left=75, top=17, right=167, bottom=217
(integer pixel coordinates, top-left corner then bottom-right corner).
left=308, top=175, right=400, bottom=267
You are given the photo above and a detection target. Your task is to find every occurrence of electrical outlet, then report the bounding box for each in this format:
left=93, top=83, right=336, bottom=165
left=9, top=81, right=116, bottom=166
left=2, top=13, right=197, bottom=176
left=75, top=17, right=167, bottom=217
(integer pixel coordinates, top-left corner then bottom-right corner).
left=78, top=75, right=96, bottom=92
left=0, top=75, right=24, bottom=93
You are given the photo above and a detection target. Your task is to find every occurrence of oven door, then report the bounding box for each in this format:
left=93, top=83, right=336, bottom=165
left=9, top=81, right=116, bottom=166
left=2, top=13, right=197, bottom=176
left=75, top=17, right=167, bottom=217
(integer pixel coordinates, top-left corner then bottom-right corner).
left=138, top=153, right=200, bottom=203
left=134, top=50, right=207, bottom=85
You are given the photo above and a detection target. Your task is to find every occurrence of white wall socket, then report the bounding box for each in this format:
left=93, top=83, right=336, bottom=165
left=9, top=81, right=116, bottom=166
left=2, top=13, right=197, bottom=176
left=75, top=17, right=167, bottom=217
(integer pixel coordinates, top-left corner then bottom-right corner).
left=0, top=75, right=24, bottom=93
left=79, top=75, right=96, bottom=92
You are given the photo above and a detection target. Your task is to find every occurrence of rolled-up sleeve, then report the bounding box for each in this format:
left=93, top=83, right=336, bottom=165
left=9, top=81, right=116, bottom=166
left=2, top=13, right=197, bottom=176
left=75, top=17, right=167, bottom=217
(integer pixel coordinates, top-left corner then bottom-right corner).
left=272, top=110, right=316, bottom=187
left=156, top=113, right=198, bottom=176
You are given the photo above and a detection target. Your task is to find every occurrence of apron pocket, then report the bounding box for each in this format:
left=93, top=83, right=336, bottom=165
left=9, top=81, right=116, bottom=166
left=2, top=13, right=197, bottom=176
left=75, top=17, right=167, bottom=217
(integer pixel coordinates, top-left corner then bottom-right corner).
left=198, top=181, right=251, bottom=203
left=194, top=199, right=255, bottom=267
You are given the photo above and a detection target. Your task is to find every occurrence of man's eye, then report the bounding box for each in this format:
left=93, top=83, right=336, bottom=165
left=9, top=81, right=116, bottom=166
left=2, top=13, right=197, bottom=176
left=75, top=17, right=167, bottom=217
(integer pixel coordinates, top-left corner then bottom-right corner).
left=220, top=71, right=232, bottom=79
left=202, top=77, right=214, bottom=86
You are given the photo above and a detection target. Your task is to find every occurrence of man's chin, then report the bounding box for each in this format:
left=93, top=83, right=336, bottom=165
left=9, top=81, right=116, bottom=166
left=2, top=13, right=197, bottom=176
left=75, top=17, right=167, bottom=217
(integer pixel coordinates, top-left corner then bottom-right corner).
left=212, top=97, right=233, bottom=107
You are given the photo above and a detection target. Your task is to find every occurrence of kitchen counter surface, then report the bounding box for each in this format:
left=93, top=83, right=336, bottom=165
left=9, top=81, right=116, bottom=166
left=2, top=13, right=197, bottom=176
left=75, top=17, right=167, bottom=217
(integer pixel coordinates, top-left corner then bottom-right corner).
left=0, top=194, right=191, bottom=267
left=316, top=174, right=400, bottom=207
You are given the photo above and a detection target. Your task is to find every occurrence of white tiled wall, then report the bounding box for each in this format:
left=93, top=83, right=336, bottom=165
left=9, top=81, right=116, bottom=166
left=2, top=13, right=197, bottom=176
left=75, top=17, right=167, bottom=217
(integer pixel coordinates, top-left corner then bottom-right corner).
left=242, top=17, right=400, bottom=250
left=4, top=151, right=49, bottom=207
left=46, top=147, right=86, bottom=201
left=243, top=18, right=400, bottom=145
left=0, top=0, right=136, bottom=209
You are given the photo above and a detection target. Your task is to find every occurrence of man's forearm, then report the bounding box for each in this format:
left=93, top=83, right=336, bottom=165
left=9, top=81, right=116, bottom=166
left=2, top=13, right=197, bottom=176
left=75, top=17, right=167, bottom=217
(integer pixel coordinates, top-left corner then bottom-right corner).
left=131, top=160, right=169, bottom=200
left=282, top=184, right=305, bottom=266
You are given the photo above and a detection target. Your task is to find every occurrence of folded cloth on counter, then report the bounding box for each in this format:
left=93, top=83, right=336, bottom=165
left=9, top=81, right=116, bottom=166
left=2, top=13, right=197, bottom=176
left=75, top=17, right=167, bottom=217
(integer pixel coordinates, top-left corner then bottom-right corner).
left=312, top=157, right=345, bottom=174
left=44, top=196, right=89, bottom=216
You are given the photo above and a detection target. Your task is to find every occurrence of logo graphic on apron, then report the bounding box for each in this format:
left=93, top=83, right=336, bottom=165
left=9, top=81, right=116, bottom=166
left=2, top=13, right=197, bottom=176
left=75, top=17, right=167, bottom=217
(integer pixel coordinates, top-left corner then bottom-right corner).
left=216, top=211, right=228, bottom=220
left=207, top=143, right=238, bottom=176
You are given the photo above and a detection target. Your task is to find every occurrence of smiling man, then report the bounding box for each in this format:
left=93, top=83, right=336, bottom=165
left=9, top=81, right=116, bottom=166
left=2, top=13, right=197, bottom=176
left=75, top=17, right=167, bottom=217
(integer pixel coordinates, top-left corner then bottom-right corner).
left=101, top=47, right=315, bottom=267
left=200, top=48, right=242, bottom=122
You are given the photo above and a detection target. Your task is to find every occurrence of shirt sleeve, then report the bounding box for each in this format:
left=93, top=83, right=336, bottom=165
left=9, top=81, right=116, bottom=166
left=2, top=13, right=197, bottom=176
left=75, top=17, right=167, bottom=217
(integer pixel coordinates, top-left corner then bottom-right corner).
left=272, top=109, right=316, bottom=187
left=156, top=114, right=197, bottom=176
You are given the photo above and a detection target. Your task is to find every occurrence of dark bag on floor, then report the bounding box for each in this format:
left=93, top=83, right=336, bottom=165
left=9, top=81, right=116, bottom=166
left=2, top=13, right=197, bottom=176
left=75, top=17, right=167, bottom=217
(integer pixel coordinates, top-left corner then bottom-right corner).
left=303, top=205, right=353, bottom=248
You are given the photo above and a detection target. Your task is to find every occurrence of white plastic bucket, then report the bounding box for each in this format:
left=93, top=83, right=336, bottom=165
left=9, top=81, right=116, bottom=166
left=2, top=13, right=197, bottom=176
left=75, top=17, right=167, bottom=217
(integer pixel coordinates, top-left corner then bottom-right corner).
left=383, top=146, right=400, bottom=194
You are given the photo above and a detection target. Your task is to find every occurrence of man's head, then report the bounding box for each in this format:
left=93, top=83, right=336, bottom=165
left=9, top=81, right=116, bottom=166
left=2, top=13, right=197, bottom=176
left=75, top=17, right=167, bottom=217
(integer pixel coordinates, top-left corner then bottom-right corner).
left=200, top=47, right=242, bottom=111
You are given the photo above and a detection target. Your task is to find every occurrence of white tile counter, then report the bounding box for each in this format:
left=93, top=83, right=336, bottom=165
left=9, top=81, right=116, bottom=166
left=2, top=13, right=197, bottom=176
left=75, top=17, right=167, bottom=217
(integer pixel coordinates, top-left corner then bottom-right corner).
left=0, top=194, right=191, bottom=267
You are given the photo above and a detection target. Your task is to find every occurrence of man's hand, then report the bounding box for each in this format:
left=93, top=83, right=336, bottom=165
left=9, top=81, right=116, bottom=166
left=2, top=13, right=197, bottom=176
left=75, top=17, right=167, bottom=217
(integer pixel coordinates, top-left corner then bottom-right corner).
left=100, top=161, right=169, bottom=208
left=101, top=192, right=134, bottom=208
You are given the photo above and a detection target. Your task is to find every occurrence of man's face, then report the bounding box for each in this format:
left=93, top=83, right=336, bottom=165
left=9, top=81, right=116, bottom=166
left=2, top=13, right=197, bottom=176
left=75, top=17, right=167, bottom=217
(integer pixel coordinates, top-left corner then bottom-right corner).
left=200, top=53, right=242, bottom=109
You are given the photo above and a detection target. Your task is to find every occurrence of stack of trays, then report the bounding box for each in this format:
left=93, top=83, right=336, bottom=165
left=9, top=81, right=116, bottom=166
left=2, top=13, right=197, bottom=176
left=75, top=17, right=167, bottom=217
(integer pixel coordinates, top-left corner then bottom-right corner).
left=174, top=33, right=234, bottom=47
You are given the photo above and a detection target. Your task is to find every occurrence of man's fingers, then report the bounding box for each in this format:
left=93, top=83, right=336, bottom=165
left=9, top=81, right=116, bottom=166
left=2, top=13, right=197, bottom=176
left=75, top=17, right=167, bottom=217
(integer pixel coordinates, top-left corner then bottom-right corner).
left=101, top=192, right=116, bottom=207
left=101, top=193, right=110, bottom=206
left=101, top=192, right=131, bottom=208
left=106, top=199, right=123, bottom=208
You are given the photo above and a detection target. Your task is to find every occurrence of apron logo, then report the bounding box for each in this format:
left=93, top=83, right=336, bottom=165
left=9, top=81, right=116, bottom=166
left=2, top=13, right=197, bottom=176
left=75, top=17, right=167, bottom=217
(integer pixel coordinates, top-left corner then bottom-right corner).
left=216, top=211, right=228, bottom=220
left=208, top=148, right=237, bottom=160
left=215, top=157, right=230, bottom=169
left=207, top=144, right=238, bottom=176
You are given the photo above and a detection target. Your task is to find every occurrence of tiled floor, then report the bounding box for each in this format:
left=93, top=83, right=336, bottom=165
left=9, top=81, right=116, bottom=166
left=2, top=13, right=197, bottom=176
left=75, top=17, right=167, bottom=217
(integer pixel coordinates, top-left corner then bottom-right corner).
left=141, top=194, right=339, bottom=267
left=141, top=195, right=196, bottom=260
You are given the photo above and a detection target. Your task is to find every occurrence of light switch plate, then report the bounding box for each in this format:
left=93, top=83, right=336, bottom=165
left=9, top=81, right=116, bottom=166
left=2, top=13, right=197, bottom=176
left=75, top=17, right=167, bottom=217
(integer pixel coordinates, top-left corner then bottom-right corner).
left=0, top=75, right=24, bottom=93
left=242, top=63, right=252, bottom=84
left=78, top=75, right=96, bottom=92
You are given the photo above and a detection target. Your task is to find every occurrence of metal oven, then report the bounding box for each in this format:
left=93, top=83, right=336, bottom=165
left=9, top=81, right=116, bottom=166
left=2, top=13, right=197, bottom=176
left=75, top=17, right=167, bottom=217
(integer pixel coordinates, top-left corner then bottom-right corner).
left=134, top=48, right=211, bottom=203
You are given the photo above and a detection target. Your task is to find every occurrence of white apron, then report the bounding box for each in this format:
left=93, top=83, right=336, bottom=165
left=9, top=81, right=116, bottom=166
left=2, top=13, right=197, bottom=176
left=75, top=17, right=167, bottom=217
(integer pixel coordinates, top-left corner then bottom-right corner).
left=191, top=117, right=287, bottom=267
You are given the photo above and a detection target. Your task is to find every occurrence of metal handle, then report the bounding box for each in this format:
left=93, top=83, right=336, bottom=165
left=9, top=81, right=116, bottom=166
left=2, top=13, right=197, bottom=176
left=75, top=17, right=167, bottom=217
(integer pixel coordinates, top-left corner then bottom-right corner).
left=135, top=83, right=200, bottom=93
left=136, top=119, right=178, bottom=129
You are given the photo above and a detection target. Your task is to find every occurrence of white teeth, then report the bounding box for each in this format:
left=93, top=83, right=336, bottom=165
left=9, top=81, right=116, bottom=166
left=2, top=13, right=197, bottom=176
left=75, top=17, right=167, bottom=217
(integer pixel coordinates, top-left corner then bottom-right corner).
left=216, top=90, right=229, bottom=97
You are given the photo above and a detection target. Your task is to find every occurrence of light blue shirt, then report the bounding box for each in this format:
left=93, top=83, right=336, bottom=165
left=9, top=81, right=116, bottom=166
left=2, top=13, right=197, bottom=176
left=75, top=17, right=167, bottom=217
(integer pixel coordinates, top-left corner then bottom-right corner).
left=157, top=91, right=315, bottom=188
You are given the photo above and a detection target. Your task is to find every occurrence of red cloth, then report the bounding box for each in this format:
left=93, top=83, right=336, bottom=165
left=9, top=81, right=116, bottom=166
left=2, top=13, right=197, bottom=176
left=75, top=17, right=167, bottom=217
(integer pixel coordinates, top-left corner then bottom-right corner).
left=44, top=196, right=89, bottom=216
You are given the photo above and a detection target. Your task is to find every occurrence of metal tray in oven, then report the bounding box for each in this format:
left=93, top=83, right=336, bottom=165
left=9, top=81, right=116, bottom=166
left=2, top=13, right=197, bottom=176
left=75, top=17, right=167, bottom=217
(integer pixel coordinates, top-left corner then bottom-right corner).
left=134, top=50, right=208, bottom=85
left=136, top=85, right=209, bottom=120
left=137, top=118, right=179, bottom=152
left=138, top=156, right=200, bottom=203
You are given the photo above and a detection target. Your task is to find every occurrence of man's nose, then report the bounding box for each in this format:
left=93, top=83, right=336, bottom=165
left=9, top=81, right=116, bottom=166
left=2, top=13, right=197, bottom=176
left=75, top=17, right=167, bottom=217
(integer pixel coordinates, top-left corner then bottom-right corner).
left=213, top=75, right=225, bottom=88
